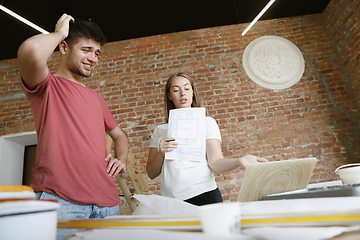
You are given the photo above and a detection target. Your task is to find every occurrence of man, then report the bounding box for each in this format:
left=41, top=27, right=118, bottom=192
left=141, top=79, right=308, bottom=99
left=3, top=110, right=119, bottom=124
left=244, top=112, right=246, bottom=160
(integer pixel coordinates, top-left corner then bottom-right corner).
left=18, top=14, right=128, bottom=239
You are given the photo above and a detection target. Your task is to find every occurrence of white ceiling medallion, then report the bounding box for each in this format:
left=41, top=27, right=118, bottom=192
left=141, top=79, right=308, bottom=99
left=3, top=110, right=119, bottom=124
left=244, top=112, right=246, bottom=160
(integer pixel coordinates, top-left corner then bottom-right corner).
left=242, top=36, right=305, bottom=90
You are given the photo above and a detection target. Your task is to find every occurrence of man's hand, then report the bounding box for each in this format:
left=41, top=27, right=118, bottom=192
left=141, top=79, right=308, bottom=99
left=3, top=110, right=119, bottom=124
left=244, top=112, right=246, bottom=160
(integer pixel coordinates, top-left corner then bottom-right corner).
left=104, top=153, right=126, bottom=178
left=55, top=13, right=74, bottom=40
left=18, top=13, right=75, bottom=90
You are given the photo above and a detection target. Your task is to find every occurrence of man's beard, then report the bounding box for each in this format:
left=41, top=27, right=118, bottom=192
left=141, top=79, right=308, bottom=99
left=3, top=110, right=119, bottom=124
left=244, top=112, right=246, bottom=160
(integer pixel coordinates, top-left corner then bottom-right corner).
left=66, top=52, right=92, bottom=78
left=69, top=64, right=91, bottom=78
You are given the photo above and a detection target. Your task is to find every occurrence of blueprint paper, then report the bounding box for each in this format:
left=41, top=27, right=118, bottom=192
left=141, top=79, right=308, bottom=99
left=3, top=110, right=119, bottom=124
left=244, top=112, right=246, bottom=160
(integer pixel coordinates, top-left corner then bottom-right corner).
left=165, top=108, right=206, bottom=161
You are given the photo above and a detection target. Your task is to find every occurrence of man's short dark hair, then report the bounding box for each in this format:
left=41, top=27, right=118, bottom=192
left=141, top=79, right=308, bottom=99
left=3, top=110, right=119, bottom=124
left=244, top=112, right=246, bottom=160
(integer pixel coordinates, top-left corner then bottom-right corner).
left=65, top=19, right=107, bottom=47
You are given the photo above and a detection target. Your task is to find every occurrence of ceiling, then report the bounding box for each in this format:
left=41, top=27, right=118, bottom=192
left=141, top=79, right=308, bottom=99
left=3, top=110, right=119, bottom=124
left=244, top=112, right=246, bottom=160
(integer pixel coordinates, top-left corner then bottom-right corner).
left=1, top=0, right=331, bottom=61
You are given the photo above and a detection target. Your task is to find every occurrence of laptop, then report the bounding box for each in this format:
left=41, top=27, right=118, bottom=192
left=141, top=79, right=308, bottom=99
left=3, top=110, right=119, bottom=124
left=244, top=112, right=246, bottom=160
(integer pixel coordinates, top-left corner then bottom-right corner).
left=237, top=157, right=317, bottom=202
left=262, top=182, right=360, bottom=200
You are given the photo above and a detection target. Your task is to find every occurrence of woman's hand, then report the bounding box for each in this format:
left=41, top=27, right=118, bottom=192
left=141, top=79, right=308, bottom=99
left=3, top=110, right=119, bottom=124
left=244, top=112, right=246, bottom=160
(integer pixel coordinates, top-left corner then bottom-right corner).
left=159, top=137, right=178, bottom=155
left=146, top=138, right=178, bottom=179
left=238, top=155, right=268, bottom=169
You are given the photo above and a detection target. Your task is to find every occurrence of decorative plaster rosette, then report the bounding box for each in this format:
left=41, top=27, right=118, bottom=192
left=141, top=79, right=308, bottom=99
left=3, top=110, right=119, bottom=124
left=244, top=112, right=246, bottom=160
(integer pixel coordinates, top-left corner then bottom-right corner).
left=242, top=36, right=305, bottom=90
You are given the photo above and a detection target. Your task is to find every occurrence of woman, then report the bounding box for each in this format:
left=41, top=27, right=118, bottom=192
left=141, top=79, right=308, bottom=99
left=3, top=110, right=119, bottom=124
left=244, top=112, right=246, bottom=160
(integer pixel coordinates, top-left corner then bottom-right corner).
left=146, top=72, right=268, bottom=206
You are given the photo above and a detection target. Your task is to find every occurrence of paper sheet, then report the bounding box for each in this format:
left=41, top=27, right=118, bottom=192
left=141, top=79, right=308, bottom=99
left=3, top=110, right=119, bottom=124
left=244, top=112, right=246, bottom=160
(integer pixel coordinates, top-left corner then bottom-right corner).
left=63, top=192, right=360, bottom=240
left=132, top=194, right=199, bottom=217
left=65, top=227, right=360, bottom=240
left=165, top=108, right=206, bottom=161
left=64, top=229, right=254, bottom=240
left=242, top=226, right=360, bottom=240
left=129, top=194, right=360, bottom=239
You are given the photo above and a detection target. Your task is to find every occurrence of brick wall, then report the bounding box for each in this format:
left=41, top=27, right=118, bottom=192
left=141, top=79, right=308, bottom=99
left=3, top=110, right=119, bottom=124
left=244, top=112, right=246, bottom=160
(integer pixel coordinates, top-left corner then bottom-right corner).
left=0, top=0, right=359, bottom=214
left=323, top=0, right=360, bottom=167
left=324, top=0, right=360, bottom=106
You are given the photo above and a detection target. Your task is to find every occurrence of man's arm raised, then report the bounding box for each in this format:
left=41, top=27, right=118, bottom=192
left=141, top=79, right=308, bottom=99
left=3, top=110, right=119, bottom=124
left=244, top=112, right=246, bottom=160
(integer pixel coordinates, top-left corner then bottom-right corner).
left=17, top=14, right=74, bottom=90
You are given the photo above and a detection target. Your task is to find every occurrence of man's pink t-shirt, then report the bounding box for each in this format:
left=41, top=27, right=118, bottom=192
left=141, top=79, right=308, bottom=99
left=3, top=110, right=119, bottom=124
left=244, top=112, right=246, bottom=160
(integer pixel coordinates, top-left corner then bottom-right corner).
left=21, top=70, right=120, bottom=206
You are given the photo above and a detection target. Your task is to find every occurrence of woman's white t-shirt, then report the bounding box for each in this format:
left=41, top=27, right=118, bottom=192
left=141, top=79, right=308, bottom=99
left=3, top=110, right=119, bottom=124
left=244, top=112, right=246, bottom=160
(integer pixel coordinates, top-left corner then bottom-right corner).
left=149, top=117, right=221, bottom=200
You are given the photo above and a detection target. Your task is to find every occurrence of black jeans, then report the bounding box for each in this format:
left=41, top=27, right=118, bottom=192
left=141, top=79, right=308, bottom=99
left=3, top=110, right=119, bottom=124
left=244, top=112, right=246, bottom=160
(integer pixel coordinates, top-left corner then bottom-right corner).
left=184, top=188, right=223, bottom=206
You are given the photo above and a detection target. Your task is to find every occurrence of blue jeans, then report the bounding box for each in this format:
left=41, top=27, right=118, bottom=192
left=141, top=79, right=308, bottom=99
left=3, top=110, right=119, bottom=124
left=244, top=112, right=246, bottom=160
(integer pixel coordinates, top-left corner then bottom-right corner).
left=36, top=192, right=120, bottom=240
